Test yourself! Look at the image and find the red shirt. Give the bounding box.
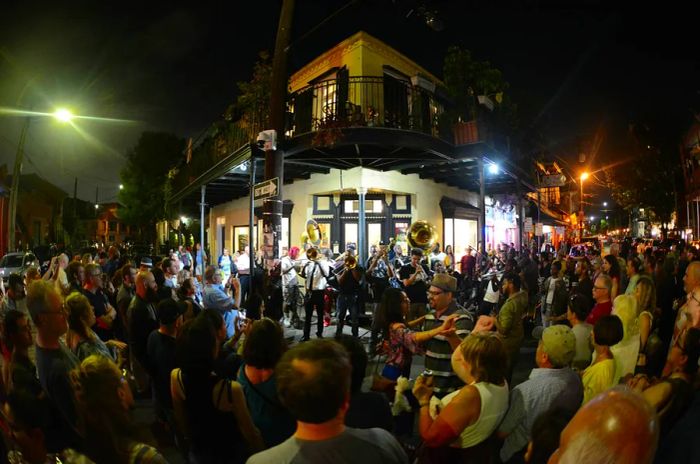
[586,300,613,325]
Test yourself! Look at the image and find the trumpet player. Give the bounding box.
[280,246,301,328]
[366,241,394,317]
[399,248,433,320]
[335,245,364,338]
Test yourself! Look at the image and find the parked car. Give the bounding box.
[0,252,39,285]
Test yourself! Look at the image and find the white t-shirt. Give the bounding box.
[545,278,560,305]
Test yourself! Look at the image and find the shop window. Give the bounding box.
[343,199,383,213]
[313,195,333,214]
[393,195,410,213]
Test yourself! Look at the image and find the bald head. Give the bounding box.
[684,261,700,294]
[549,387,658,464]
[135,271,156,299]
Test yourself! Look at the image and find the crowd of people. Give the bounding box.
[0,236,698,463]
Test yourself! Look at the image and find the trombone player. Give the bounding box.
[334,244,364,337]
[300,246,332,341]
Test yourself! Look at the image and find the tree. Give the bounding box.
[118,132,184,243]
[604,123,680,238]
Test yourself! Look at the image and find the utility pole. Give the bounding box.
[8,117,31,252]
[263,0,294,270]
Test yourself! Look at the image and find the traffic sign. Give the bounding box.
[254,178,279,200]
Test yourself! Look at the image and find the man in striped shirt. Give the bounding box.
[422,273,474,398]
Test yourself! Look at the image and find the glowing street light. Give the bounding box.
[488,164,499,175]
[603,201,608,207]
[119,184,124,190]
[94,204,99,209]
[580,172,589,182]
[53,108,74,123]
[579,172,589,242]
[590,216,595,221]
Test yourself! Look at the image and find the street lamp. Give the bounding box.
[7,108,78,252]
[579,172,589,242]
[603,201,608,207]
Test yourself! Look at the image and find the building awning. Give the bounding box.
[440,196,480,219]
[527,201,569,226]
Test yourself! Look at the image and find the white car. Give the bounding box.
[0,252,39,285]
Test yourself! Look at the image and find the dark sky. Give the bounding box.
[1,0,698,202]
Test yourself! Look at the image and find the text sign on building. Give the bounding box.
[541,174,567,188]
[253,178,279,201]
[524,217,533,232]
[535,222,543,236]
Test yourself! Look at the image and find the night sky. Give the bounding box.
[1,0,698,203]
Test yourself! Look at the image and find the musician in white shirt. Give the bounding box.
[281,246,301,327]
[300,250,331,341]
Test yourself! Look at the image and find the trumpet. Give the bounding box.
[344,254,357,269]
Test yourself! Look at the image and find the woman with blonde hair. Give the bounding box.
[412,332,509,461]
[72,355,167,463]
[610,294,640,382]
[634,275,662,375]
[65,292,126,362]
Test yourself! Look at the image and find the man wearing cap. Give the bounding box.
[497,325,583,462]
[147,298,184,423]
[422,273,474,398]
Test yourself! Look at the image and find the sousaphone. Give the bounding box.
[407,220,438,251]
[306,219,322,246]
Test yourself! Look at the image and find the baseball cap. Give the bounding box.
[140,257,153,268]
[156,298,186,325]
[533,325,576,367]
[430,273,457,293]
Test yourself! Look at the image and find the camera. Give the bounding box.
[256,130,277,150]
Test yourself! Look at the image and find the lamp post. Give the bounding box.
[7,108,74,252]
[579,172,589,242]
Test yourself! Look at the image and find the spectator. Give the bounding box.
[200,308,245,380]
[194,242,208,278]
[625,256,643,295]
[238,318,296,447]
[567,294,593,371]
[336,335,393,432]
[177,276,203,321]
[71,355,167,463]
[421,273,473,398]
[4,390,90,463]
[412,332,508,461]
[540,261,568,327]
[26,280,81,450]
[610,294,640,382]
[65,292,125,362]
[523,408,573,464]
[586,274,613,325]
[1,273,27,319]
[3,309,41,395]
[116,264,137,334]
[602,255,621,299]
[127,271,159,394]
[147,298,184,426]
[202,265,241,338]
[581,315,624,404]
[247,339,407,464]
[480,272,501,317]
[171,316,263,463]
[548,387,659,464]
[82,263,118,342]
[665,261,700,376]
[627,327,700,435]
[571,259,593,310]
[375,288,455,380]
[498,325,583,462]
[64,261,85,296]
[24,266,42,284]
[477,272,527,381]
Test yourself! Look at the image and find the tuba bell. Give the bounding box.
[306,246,319,261]
[306,219,322,246]
[407,220,438,251]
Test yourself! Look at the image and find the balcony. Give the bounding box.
[288,76,448,141]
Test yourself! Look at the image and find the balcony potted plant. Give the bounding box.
[440,46,508,145]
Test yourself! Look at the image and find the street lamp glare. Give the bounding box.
[94,204,99,209]
[590,216,594,221]
[580,172,589,181]
[119,184,124,190]
[488,164,499,175]
[54,108,74,122]
[603,201,607,207]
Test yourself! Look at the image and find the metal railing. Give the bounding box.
[288,76,448,140]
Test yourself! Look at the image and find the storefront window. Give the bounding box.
[343,199,383,213]
[444,218,477,265]
[344,223,358,250]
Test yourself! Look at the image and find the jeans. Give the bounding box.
[304,290,325,338]
[336,293,359,337]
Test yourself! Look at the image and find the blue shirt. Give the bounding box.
[498,367,583,461]
[202,284,235,312]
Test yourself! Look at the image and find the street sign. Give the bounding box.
[535,222,543,236]
[524,217,533,232]
[541,174,567,187]
[253,177,279,201]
